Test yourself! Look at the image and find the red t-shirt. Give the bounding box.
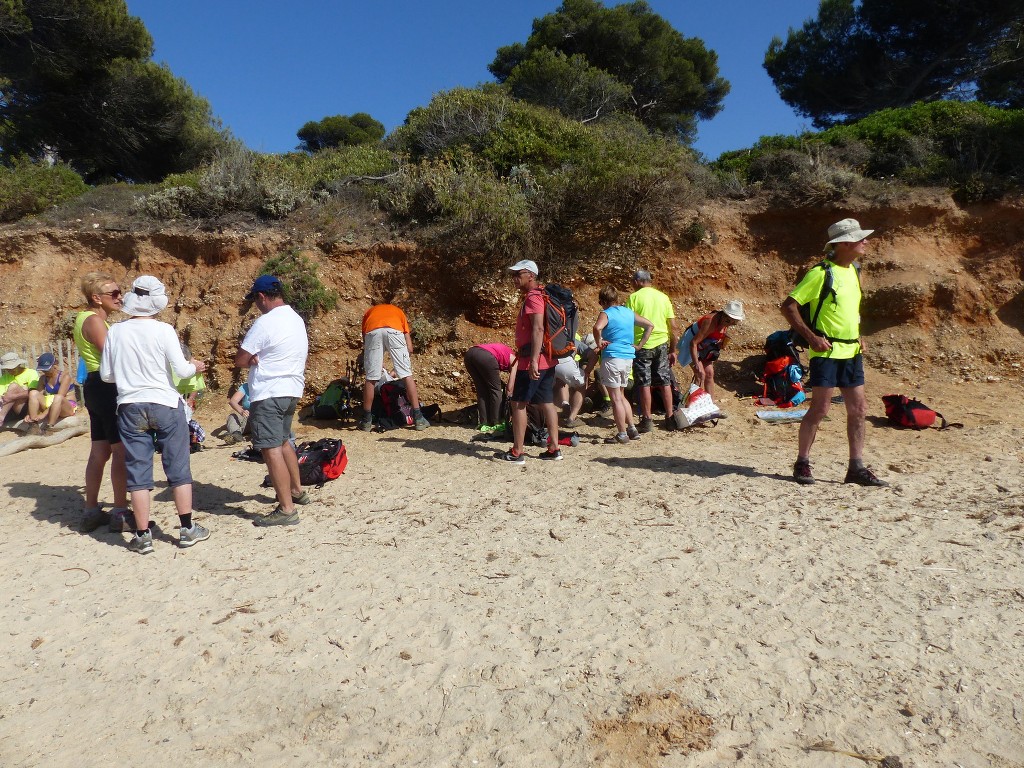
[514,289,554,369]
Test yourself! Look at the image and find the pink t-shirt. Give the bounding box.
[478,343,514,372]
[514,289,554,369]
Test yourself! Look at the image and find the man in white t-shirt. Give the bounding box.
[234,275,309,526]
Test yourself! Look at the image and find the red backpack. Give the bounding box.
[296,438,348,486]
[881,395,962,430]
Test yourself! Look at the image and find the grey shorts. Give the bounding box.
[117,401,192,492]
[250,396,298,450]
[633,344,672,387]
[364,328,412,380]
[554,356,585,388]
[600,357,633,389]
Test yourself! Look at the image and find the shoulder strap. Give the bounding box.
[933,411,964,430]
[807,262,831,333]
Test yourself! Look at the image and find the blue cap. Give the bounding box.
[36,352,56,371]
[244,274,282,301]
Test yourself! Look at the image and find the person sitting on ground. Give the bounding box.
[24,352,77,434]
[0,352,40,426]
[593,285,653,445]
[463,343,519,434]
[554,335,589,429]
[100,275,211,554]
[174,342,207,452]
[677,300,745,402]
[359,298,430,432]
[224,380,251,443]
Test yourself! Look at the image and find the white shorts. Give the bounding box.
[363,328,412,380]
[599,357,632,389]
[554,356,585,388]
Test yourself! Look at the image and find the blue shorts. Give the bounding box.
[117,402,191,491]
[511,367,556,405]
[809,355,864,389]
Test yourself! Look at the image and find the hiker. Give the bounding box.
[463,343,518,434]
[677,300,745,402]
[175,343,207,452]
[234,274,310,526]
[359,299,429,431]
[496,259,562,464]
[0,352,39,425]
[594,285,653,444]
[553,342,588,429]
[24,352,77,434]
[224,380,251,443]
[781,218,887,487]
[100,276,211,553]
[625,269,679,431]
[73,272,131,533]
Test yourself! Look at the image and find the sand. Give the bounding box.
[1,379,1023,768]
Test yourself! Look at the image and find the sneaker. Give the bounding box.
[626,425,641,440]
[598,402,613,417]
[358,416,374,432]
[224,431,243,444]
[495,449,526,464]
[292,490,311,505]
[538,448,564,461]
[179,522,211,548]
[637,417,653,434]
[128,530,154,555]
[478,424,493,433]
[564,416,583,428]
[414,415,431,431]
[793,459,815,485]
[490,423,507,436]
[80,506,109,533]
[253,507,300,527]
[604,433,630,445]
[844,466,889,487]
[108,507,134,533]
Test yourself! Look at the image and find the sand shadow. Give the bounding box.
[590,455,782,480]
[377,434,508,459]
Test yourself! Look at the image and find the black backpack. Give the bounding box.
[312,377,354,420]
[792,261,861,348]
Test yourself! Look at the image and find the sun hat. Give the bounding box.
[722,300,745,322]
[0,351,28,370]
[508,260,539,276]
[824,218,874,251]
[36,352,56,372]
[122,275,169,317]
[633,269,652,282]
[244,274,283,301]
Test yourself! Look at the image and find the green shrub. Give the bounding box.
[0,157,88,222]
[258,249,337,320]
[408,312,455,348]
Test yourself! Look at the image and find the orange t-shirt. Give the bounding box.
[362,304,410,335]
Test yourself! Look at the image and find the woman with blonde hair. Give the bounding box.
[74,271,130,533]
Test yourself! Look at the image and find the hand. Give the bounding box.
[529,360,540,380]
[809,335,832,353]
[249,354,259,367]
[858,337,867,353]
[242,409,249,417]
[598,339,609,350]
[668,351,678,366]
[192,359,207,373]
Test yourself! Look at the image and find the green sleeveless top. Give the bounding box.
[74,310,106,372]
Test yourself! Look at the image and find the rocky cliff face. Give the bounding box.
[1,193,1021,403]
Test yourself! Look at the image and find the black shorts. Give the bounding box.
[633,344,672,387]
[83,373,121,444]
[808,355,865,389]
[510,367,556,405]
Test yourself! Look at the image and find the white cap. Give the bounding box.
[508,260,539,276]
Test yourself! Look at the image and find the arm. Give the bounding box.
[781,297,831,353]
[690,317,714,385]
[633,313,654,350]
[404,332,414,357]
[228,388,248,417]
[99,334,115,383]
[593,312,609,352]
[667,316,679,365]
[505,357,519,396]
[81,314,108,352]
[529,311,544,379]
[234,348,257,368]
[166,330,201,379]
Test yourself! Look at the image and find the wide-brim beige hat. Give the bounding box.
[0,351,28,370]
[122,275,169,317]
[824,218,874,251]
[722,300,745,322]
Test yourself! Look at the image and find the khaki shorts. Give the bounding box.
[363,328,412,380]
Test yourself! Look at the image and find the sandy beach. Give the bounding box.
[1,374,1023,768]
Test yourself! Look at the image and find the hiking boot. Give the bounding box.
[637,417,653,434]
[179,523,211,548]
[224,431,243,444]
[793,459,815,485]
[626,425,641,441]
[495,449,525,465]
[80,506,109,533]
[414,415,431,431]
[108,507,135,533]
[598,402,613,417]
[358,415,374,432]
[292,490,311,505]
[604,433,630,445]
[844,466,889,487]
[539,448,564,461]
[253,507,300,527]
[128,530,154,555]
[564,416,583,428]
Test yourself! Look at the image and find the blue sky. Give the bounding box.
[123,0,821,161]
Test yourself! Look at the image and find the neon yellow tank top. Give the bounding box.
[74,310,106,372]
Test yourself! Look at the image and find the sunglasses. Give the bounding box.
[100,289,122,299]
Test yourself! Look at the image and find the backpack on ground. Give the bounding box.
[313,377,353,420]
[540,284,579,359]
[762,330,806,407]
[881,395,963,430]
[791,261,861,349]
[296,438,348,486]
[376,380,414,428]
